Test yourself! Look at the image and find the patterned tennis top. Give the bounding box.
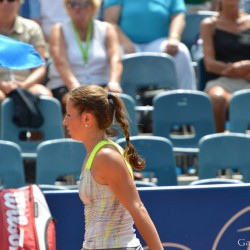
[78,140,141,249]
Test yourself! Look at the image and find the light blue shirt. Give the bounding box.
[104,0,186,43]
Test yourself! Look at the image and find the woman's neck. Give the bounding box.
[220,6,241,21]
[73,19,92,40]
[84,132,108,154]
[218,10,250,30]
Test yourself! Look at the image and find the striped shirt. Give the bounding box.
[78,140,141,249]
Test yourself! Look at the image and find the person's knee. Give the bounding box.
[207,86,229,107]
[41,87,53,97]
[29,84,53,97]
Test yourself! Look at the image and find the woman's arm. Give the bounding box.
[103,5,135,54]
[165,13,185,56]
[169,12,185,41]
[0,46,46,92]
[201,17,229,74]
[93,148,163,250]
[49,24,80,90]
[222,60,250,79]
[201,17,250,79]
[105,23,123,92]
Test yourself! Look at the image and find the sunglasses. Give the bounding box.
[66,1,90,9]
[0,0,16,2]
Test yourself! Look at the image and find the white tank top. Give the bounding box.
[78,140,141,249]
[47,19,110,90]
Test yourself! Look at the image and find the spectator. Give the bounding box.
[47,0,122,111]
[20,0,104,42]
[0,0,52,102]
[103,0,196,90]
[201,0,250,132]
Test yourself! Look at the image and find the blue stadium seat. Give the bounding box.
[152,90,215,154]
[190,178,243,185]
[36,138,86,187]
[0,140,25,188]
[0,96,65,159]
[116,135,178,186]
[229,89,250,133]
[198,133,250,182]
[111,93,139,139]
[182,11,217,51]
[121,52,178,105]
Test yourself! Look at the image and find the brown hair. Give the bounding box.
[68,85,145,170]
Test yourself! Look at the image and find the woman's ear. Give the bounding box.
[81,112,94,128]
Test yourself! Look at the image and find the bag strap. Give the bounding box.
[85,140,134,179]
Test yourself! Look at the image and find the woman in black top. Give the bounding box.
[201,0,250,132]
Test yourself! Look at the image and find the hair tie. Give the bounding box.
[126,137,130,143]
[107,92,113,100]
[107,92,114,104]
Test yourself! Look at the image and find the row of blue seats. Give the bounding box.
[0,131,249,189]
[2,88,250,161]
[1,88,250,151]
[119,89,250,152]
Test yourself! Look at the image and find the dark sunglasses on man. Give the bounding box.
[66,1,90,9]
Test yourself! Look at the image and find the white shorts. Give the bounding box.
[205,76,250,93]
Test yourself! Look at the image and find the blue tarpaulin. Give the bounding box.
[0,34,44,70]
[45,185,250,250]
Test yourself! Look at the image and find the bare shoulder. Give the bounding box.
[49,23,64,48]
[105,21,117,34]
[201,15,217,28]
[104,21,120,48]
[201,16,217,36]
[92,144,130,178]
[50,23,62,34]
[95,145,124,167]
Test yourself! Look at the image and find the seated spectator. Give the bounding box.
[0,0,52,102]
[20,0,104,42]
[201,0,250,132]
[47,0,122,111]
[103,0,196,90]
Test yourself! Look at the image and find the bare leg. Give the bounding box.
[206,86,231,133]
[28,84,53,97]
